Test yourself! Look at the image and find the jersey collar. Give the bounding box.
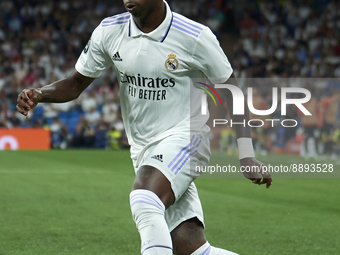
[129,0,173,43]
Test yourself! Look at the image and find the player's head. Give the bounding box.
[123,0,163,18]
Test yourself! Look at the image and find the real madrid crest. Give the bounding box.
[165,53,179,71]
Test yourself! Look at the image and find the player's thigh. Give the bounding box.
[167,181,207,254]
[132,133,210,202]
[150,134,210,200]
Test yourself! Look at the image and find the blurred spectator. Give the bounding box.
[43,103,59,119]
[331,124,340,159]
[50,117,68,149]
[320,89,340,155]
[113,112,124,132]
[107,126,122,149]
[72,116,95,147]
[219,126,237,155]
[81,90,98,113]
[55,101,75,112]
[7,111,21,127]
[84,106,101,128]
[299,91,321,158]
[0,104,11,121]
[102,97,119,125]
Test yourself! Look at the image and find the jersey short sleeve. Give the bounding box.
[192,28,233,84]
[75,25,112,78]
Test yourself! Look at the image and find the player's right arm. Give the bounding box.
[16,70,94,118]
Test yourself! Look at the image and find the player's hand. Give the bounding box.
[240,157,272,189]
[16,88,42,119]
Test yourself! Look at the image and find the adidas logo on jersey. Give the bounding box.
[112,52,123,61]
[151,154,163,163]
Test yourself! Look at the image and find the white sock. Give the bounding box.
[143,247,171,255]
[130,190,172,255]
[191,241,239,255]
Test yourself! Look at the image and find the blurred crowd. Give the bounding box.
[0,0,340,156]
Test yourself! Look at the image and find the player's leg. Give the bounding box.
[129,134,202,254]
[131,167,225,255]
[129,134,238,255]
[168,184,239,255]
[130,165,175,255]
[171,217,206,254]
[131,166,236,255]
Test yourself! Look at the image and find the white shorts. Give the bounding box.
[133,133,211,232]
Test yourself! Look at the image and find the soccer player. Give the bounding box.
[16,1,272,254]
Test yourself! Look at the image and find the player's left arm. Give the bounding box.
[191,27,272,188]
[220,74,272,188]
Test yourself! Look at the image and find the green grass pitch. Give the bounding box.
[0,150,339,255]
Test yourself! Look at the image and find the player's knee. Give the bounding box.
[132,166,175,208]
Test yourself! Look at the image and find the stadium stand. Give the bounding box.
[1,0,340,155]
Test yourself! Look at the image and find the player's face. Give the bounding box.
[123,0,160,17]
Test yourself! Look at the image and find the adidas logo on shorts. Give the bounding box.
[112,52,123,61]
[151,154,163,163]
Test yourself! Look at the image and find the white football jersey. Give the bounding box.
[75,1,233,162]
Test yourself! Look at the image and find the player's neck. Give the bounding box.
[133,1,166,33]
